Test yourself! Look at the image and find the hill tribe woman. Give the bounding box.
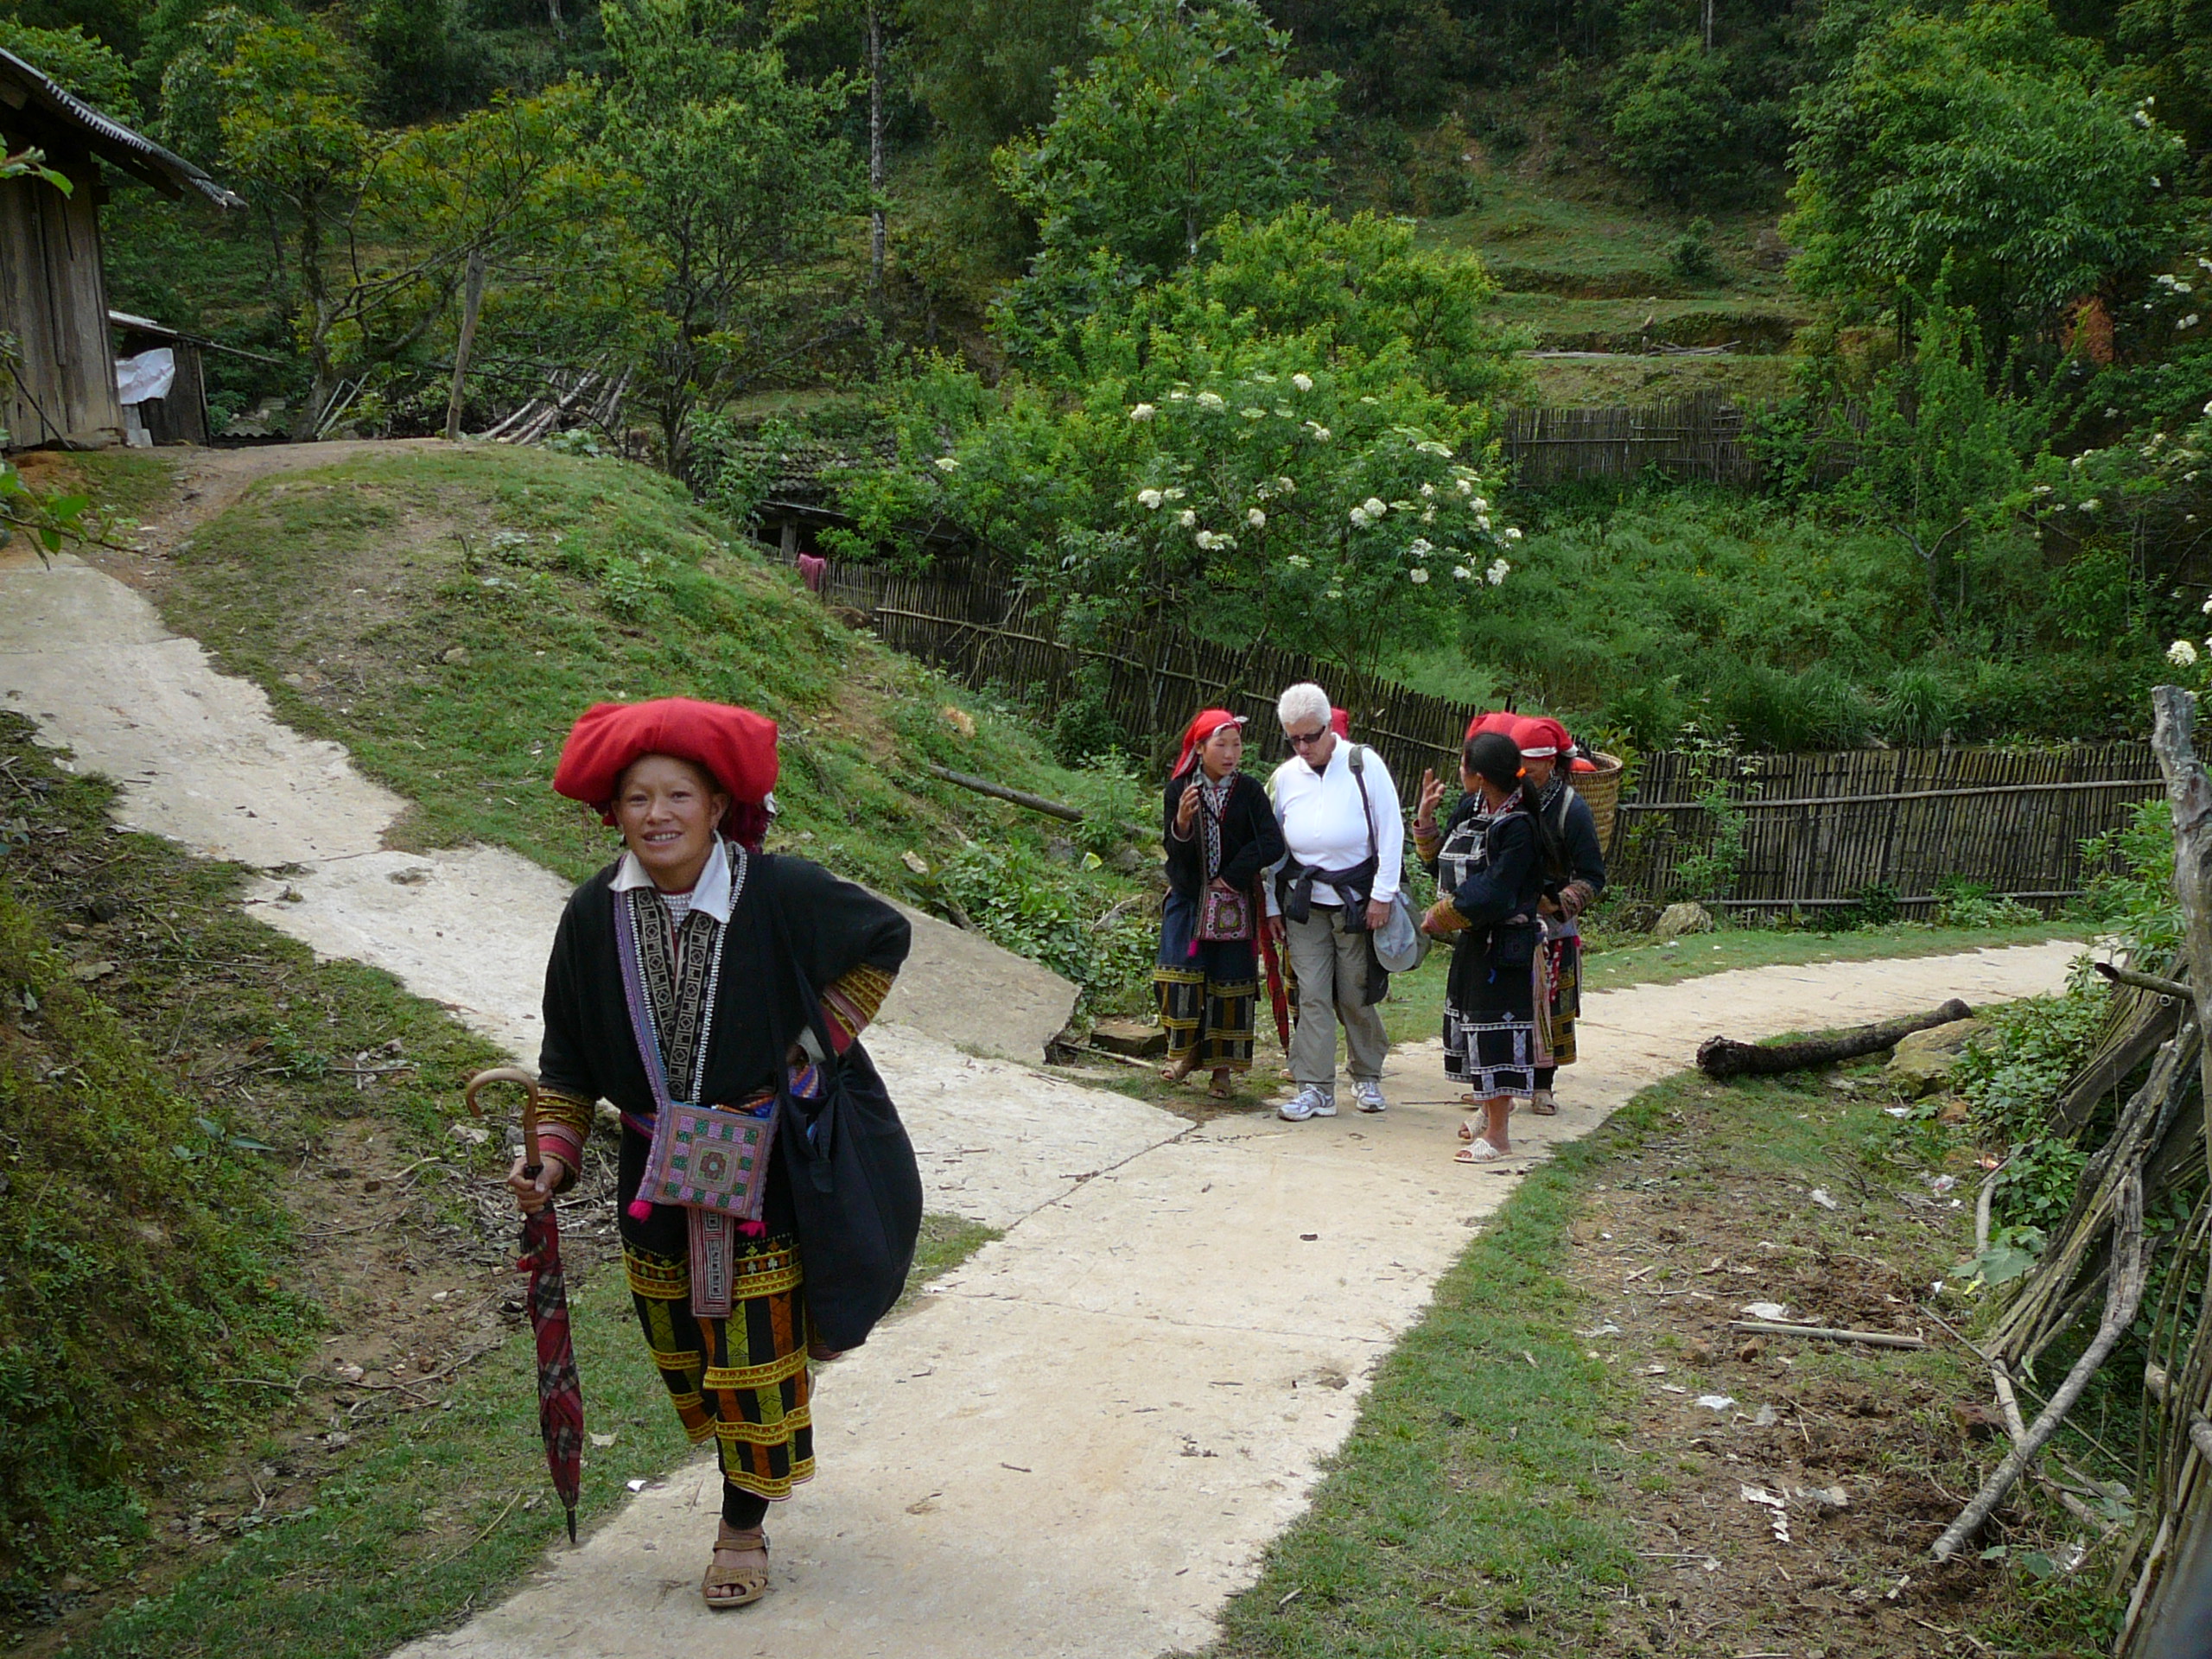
[1158,709,1286,1100]
[508,697,913,1611]
[1417,729,1544,1163]
[1512,715,1608,1115]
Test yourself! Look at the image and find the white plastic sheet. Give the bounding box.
[114,346,176,406]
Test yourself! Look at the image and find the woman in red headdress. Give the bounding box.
[512,698,912,1611]
[1510,715,1607,1116]
[1157,709,1285,1098]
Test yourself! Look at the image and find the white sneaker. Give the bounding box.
[1353,1079,1387,1114]
[1279,1084,1335,1122]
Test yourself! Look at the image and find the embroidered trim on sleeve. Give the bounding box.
[817,962,896,1052]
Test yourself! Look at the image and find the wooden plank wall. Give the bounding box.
[776,545,2161,915]
[0,162,120,448]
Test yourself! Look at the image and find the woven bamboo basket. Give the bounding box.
[1570,752,1625,850]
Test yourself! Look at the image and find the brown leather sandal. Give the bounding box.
[704,1522,769,1610]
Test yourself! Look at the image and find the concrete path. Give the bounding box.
[0,499,2079,1658]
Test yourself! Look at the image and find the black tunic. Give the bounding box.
[1427,798,1542,1012]
[1160,770,1285,898]
[1535,781,1609,900]
[537,851,911,1251]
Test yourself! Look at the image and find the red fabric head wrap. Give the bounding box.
[1513,715,1573,760]
[1464,709,1519,742]
[1172,709,1247,779]
[552,699,779,840]
[1329,707,1351,739]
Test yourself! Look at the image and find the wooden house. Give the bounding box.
[0,48,238,449]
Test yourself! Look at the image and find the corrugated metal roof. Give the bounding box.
[0,48,242,207]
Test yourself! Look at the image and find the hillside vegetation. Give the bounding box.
[103,442,1165,1005]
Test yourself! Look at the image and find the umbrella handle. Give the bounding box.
[466,1065,543,1173]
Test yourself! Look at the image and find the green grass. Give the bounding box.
[1517,352,1802,410]
[0,713,509,1611]
[1197,1061,2125,1656]
[1484,290,1806,354]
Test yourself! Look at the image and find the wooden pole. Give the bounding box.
[444,249,487,442]
[925,764,1084,823]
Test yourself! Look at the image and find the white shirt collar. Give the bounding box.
[611,836,736,923]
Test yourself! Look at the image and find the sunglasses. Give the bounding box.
[1285,727,1330,749]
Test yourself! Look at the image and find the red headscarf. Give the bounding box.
[1172,709,1247,779]
[553,698,779,849]
[1512,715,1573,760]
[1464,709,1519,742]
[1329,707,1351,739]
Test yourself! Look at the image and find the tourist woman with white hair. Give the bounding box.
[1264,682,1403,1120]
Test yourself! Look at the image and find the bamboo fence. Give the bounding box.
[775,546,2161,913]
[1498,392,1761,488]
[1611,744,2164,914]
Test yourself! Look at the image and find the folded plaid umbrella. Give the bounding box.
[468,1067,584,1543]
[1255,881,1292,1051]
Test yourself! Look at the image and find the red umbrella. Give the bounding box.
[467,1066,584,1543]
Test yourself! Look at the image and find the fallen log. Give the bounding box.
[1696,999,1973,1078]
[926,764,1084,823]
[1728,1320,1926,1351]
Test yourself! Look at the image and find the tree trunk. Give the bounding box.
[868,2,886,298]
[2151,683,2212,1162]
[444,249,488,442]
[1696,1000,1974,1079]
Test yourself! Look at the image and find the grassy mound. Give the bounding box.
[0,866,304,1602]
[121,442,1160,1009]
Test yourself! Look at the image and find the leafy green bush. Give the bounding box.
[1668,216,1719,285]
[936,842,1157,1010]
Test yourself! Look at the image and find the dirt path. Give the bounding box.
[2,446,2081,1657]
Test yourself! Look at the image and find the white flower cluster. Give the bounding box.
[2172,639,2202,666]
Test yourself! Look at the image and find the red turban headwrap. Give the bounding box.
[552,698,779,845]
[1512,715,1573,759]
[1172,708,1246,779]
[1329,707,1351,738]
[1464,709,1519,742]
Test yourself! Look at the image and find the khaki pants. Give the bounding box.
[1284,904,1387,1089]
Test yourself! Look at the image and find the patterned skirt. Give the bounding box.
[1443,958,1540,1097]
[1154,887,1258,1071]
[624,1234,814,1501]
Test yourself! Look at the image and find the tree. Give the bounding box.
[1605,37,1748,206]
[0,19,139,118]
[1003,204,1525,401]
[898,0,1090,292]
[841,353,1517,691]
[992,0,1337,276]
[1832,295,2040,639]
[597,0,863,468]
[1788,0,2184,349]
[162,14,594,435]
